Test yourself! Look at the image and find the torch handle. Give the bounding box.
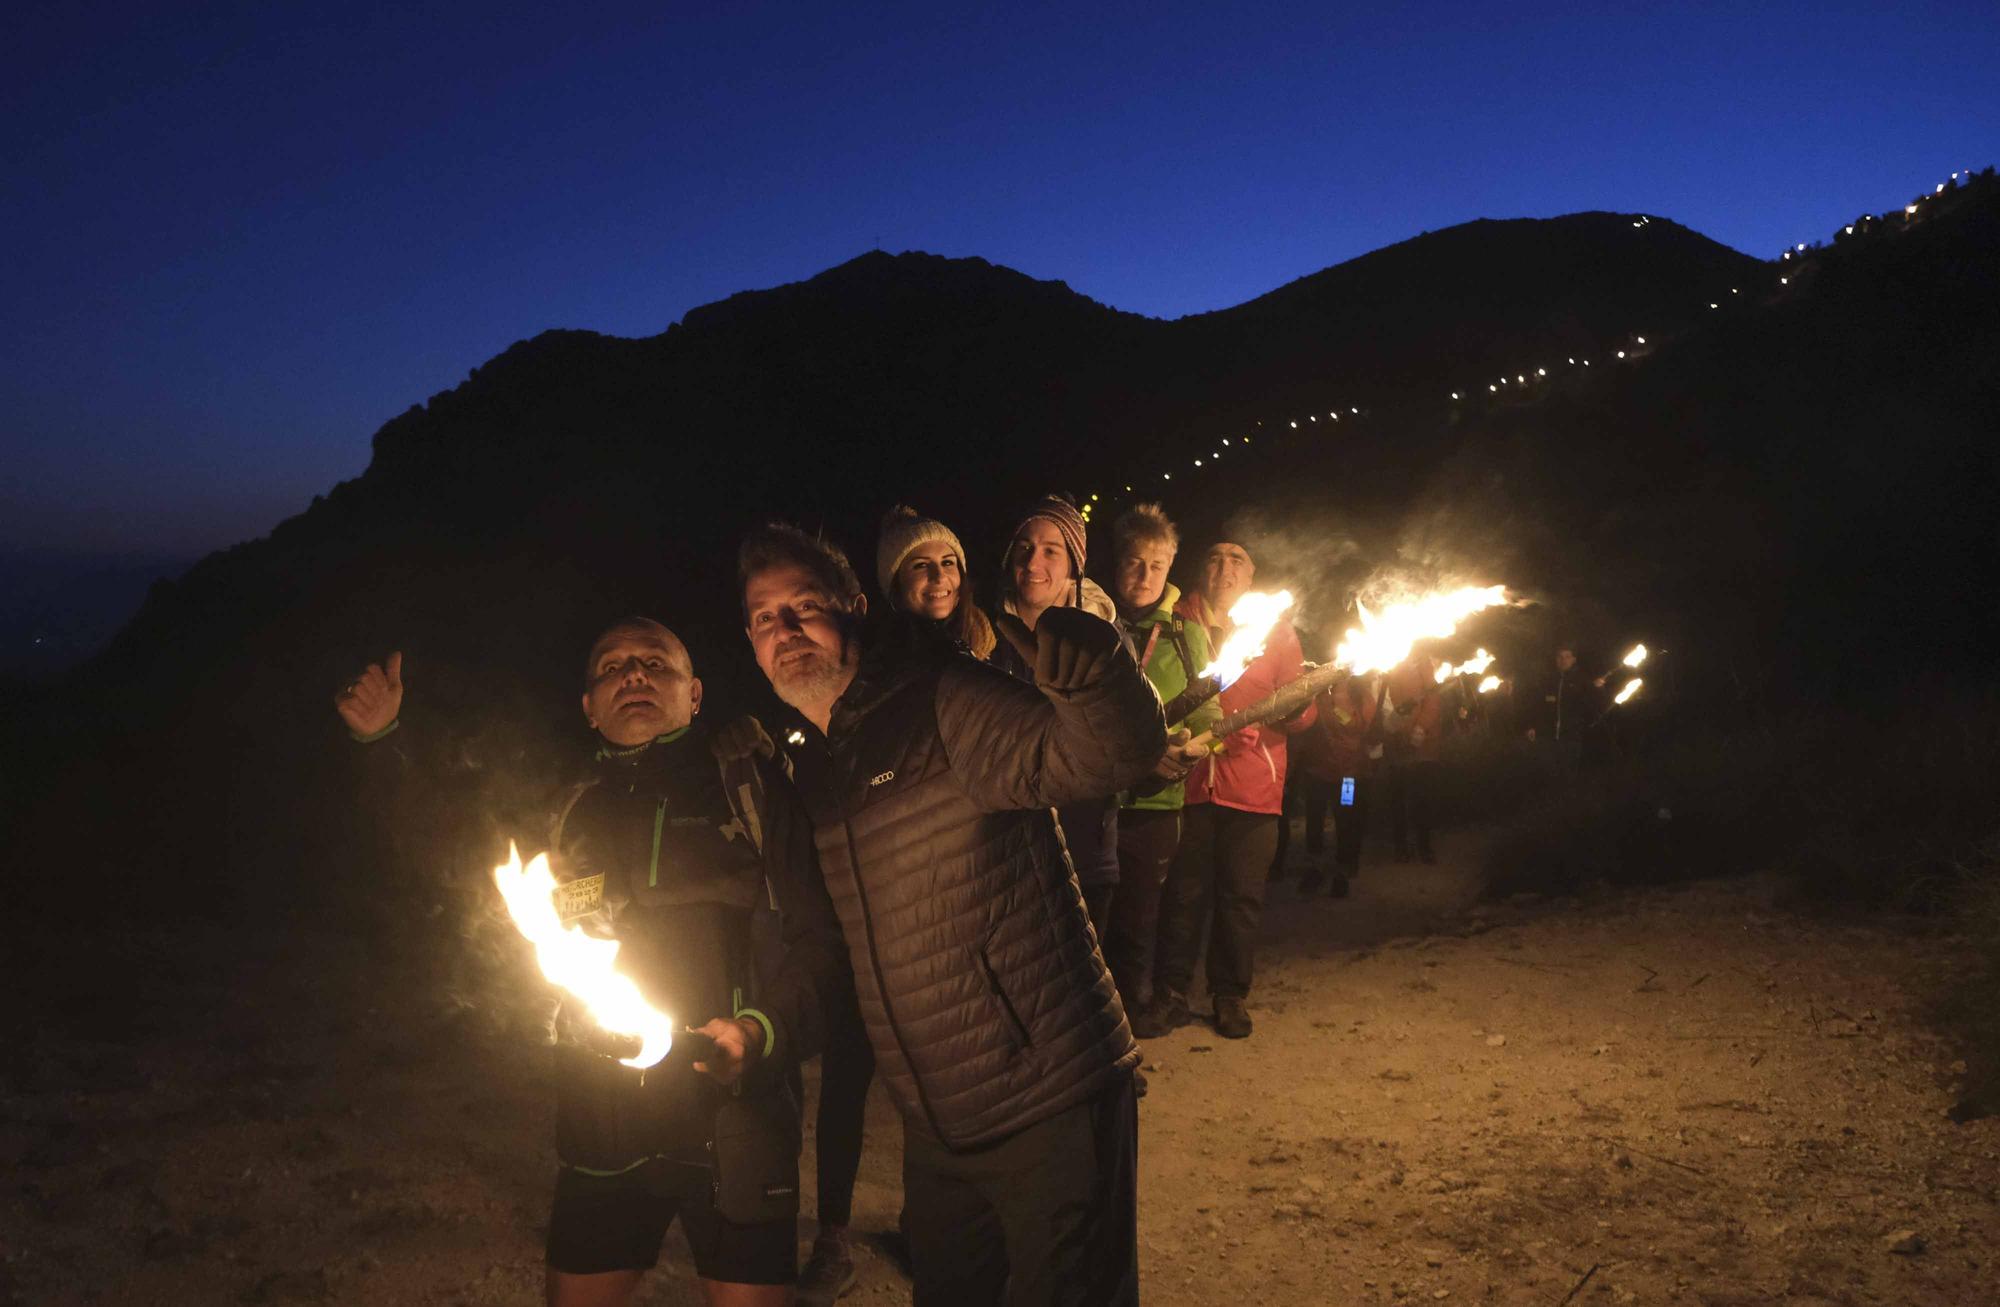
[677,1028,720,1064]
[1160,675,1222,728]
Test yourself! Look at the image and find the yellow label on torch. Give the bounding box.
[553,873,605,922]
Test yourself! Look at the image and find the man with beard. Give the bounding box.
[336,620,846,1307]
[736,522,1161,1307]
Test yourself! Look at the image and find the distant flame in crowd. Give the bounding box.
[1477,675,1501,694]
[1623,644,1649,669]
[1199,590,1295,687]
[1435,647,1497,681]
[1614,678,1644,706]
[493,842,675,1069]
[1334,587,1510,676]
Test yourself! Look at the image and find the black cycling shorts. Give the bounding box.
[545,1159,796,1284]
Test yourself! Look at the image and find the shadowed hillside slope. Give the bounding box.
[7,175,1995,922]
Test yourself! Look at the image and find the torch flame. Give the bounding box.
[1436,647,1497,681]
[1614,678,1643,705]
[1622,644,1649,669]
[492,841,675,1069]
[1334,587,1510,676]
[1197,590,1295,687]
[1477,675,1501,694]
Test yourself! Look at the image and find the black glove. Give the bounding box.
[993,606,1123,691]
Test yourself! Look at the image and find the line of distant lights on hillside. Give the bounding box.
[1076,165,1985,521]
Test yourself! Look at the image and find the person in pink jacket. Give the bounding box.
[1133,539,1317,1040]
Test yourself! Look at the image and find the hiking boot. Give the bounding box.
[1326,871,1350,898]
[797,1232,858,1306]
[1131,990,1190,1039]
[1214,995,1253,1039]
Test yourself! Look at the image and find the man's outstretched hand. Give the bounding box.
[993,607,1123,691]
[335,651,403,738]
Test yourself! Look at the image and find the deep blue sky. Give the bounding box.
[6,1,1996,558]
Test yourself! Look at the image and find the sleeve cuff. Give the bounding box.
[349,718,401,744]
[734,1006,776,1060]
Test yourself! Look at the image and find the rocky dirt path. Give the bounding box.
[4,831,1996,1305]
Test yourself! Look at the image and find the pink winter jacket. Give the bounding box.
[1178,593,1318,815]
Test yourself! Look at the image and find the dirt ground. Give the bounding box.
[5,829,1997,1305]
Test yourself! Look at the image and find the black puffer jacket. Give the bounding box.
[788,619,1162,1150]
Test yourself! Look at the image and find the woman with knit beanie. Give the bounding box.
[875,504,995,660]
[994,493,1123,930]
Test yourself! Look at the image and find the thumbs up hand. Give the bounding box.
[336,651,404,738]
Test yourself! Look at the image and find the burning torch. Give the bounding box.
[492,842,719,1073]
[1154,589,1296,733]
[1186,585,1512,752]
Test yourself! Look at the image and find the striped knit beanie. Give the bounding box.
[1004,493,1088,580]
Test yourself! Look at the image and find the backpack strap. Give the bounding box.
[1167,617,1198,683]
[714,747,776,910]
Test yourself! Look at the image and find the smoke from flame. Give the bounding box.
[492,841,675,1069]
[1198,590,1295,687]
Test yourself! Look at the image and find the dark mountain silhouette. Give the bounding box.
[8,172,1996,921]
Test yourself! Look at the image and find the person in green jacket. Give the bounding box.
[1101,502,1219,1021]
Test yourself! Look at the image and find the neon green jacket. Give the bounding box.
[1116,583,1220,812]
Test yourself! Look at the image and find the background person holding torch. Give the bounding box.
[1103,502,1219,1048]
[1139,537,1317,1042]
[335,619,848,1307]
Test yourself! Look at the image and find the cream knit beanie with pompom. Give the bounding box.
[876,505,968,602]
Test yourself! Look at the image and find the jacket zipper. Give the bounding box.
[977,945,1033,1051]
[647,797,665,888]
[841,805,948,1144]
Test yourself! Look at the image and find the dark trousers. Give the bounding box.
[815,989,873,1228]
[1273,775,1337,865]
[1387,760,1437,857]
[1081,882,1116,944]
[1157,803,1280,1002]
[902,1074,1139,1307]
[1101,808,1182,1012]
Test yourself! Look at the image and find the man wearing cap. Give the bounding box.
[1138,538,1316,1041]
